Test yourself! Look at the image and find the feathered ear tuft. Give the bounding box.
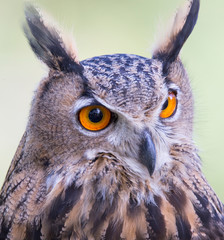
[23,4,83,74]
[152,0,200,74]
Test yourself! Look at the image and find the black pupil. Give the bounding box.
[89,108,103,123]
[161,100,168,110]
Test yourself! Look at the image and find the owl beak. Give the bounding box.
[139,129,156,176]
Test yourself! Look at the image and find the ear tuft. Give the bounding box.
[23,4,83,74]
[152,0,200,74]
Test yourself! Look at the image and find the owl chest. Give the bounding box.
[2,158,224,239]
[40,161,169,240]
[40,159,224,240]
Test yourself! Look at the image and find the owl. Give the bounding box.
[0,0,224,239]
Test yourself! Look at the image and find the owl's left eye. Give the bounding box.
[160,91,177,118]
[79,105,111,131]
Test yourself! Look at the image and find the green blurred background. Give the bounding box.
[0,0,223,201]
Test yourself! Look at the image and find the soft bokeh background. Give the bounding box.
[0,0,223,201]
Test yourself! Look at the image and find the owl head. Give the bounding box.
[3,2,224,238]
[23,0,199,178]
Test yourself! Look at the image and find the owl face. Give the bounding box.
[28,52,193,179]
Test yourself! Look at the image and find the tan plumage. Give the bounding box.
[0,0,224,239]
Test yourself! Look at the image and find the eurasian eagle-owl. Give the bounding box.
[0,0,224,239]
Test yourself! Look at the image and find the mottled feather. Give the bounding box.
[1,0,224,239]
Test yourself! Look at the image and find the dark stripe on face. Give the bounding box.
[176,215,192,240]
[145,196,166,239]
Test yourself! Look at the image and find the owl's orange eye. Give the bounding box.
[79,105,111,131]
[160,92,177,118]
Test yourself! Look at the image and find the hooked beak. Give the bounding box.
[138,129,156,176]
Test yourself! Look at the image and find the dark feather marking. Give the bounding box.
[0,178,25,205]
[16,187,33,213]
[145,196,166,239]
[176,215,192,240]
[166,187,192,239]
[0,219,11,240]
[166,186,187,214]
[193,192,210,227]
[24,5,83,74]
[89,190,119,237]
[39,80,51,100]
[126,193,148,239]
[104,220,123,240]
[211,204,221,222]
[25,220,42,240]
[47,183,83,239]
[6,150,24,179]
[0,178,26,238]
[127,192,140,216]
[48,183,82,220]
[39,157,50,168]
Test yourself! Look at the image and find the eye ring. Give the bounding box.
[79,105,111,131]
[160,92,177,119]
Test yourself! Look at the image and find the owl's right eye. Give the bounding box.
[79,105,111,131]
